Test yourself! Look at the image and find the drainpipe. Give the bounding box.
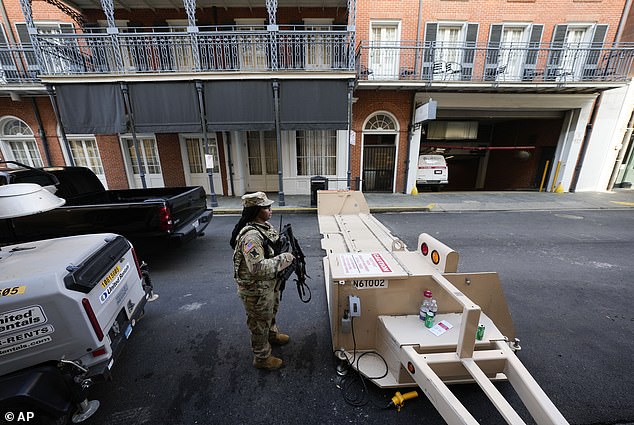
[414,0,423,73]
[615,0,633,44]
[569,94,602,192]
[403,91,417,193]
[607,110,634,190]
[224,131,235,196]
[347,79,354,189]
[120,82,147,189]
[195,80,218,207]
[272,80,285,206]
[45,85,74,166]
[30,97,52,166]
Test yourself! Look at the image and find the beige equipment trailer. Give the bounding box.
[318,190,568,425]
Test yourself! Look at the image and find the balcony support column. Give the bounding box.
[195,81,218,207]
[99,0,123,71]
[183,0,201,71]
[45,85,74,166]
[120,83,147,189]
[272,80,285,206]
[266,0,278,70]
[18,0,43,71]
[347,0,356,69]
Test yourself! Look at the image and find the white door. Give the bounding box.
[435,25,464,81]
[121,136,165,188]
[369,23,399,79]
[305,19,334,70]
[562,27,590,80]
[180,134,223,194]
[499,27,527,81]
[246,130,279,192]
[68,137,107,188]
[235,19,268,71]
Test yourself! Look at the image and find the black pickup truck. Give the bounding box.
[0,163,213,246]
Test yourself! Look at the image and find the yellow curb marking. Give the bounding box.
[610,201,634,206]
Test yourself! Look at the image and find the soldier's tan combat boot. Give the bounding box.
[269,332,290,346]
[253,355,283,370]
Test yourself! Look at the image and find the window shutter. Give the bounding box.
[461,23,478,80]
[583,24,609,78]
[522,24,543,80]
[60,23,75,34]
[546,24,567,78]
[15,23,31,45]
[0,25,8,45]
[422,23,437,79]
[484,24,503,80]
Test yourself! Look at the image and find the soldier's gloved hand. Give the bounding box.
[277,252,295,271]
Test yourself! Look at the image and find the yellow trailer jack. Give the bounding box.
[386,391,418,412]
[318,190,568,425]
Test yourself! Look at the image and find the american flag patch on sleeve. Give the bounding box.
[244,240,255,254]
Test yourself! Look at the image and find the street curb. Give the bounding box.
[212,205,435,214]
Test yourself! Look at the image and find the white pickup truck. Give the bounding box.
[416,154,448,191]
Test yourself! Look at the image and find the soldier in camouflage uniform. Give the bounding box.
[230,192,294,370]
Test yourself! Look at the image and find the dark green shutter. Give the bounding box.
[546,24,567,79]
[485,24,503,80]
[422,23,437,79]
[522,24,543,80]
[583,24,609,79]
[460,23,478,80]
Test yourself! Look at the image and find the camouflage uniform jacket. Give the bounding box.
[233,221,284,296]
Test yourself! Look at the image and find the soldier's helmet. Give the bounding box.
[241,191,274,208]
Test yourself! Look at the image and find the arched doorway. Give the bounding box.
[0,117,43,167]
[362,112,398,192]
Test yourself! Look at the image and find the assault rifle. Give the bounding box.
[276,218,311,303]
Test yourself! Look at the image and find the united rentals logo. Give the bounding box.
[0,306,47,337]
[100,263,131,304]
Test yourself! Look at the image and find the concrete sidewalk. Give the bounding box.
[210,189,634,214]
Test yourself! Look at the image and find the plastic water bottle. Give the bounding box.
[430,299,438,316]
[419,290,433,320]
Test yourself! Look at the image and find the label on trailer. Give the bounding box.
[353,279,389,289]
[428,320,454,337]
[100,263,131,304]
[0,305,47,337]
[0,285,26,298]
[339,253,393,275]
[0,325,55,348]
[0,336,52,357]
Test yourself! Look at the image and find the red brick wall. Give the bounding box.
[96,134,129,189]
[3,0,78,40]
[352,90,413,192]
[156,133,186,186]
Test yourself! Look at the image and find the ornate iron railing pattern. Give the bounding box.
[29,26,355,75]
[356,41,634,83]
[0,45,41,83]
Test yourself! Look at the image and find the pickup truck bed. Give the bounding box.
[0,165,213,246]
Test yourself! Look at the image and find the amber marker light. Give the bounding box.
[431,250,440,265]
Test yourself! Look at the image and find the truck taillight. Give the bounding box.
[158,205,173,232]
[131,247,143,280]
[82,298,104,341]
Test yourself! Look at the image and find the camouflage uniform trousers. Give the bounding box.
[239,280,282,360]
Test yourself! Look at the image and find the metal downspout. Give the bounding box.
[607,109,634,189]
[30,97,52,166]
[272,80,285,206]
[615,0,633,43]
[224,131,235,196]
[120,82,147,189]
[45,85,74,166]
[569,95,602,192]
[195,81,218,207]
[347,80,354,189]
[403,92,417,193]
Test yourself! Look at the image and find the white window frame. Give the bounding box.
[368,20,401,79]
[294,130,338,177]
[0,116,43,167]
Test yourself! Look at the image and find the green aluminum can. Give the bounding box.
[425,312,435,328]
[476,324,485,341]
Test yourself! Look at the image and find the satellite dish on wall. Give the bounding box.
[0,183,66,219]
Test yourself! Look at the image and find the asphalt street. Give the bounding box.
[83,209,634,425]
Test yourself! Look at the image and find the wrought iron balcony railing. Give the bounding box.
[0,45,41,84]
[356,41,634,84]
[30,25,354,76]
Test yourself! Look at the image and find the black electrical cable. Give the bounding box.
[335,316,390,409]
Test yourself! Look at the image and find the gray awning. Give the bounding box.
[280,80,348,130]
[55,83,126,134]
[204,81,274,131]
[129,82,201,133]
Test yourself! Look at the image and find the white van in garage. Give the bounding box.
[416,154,448,191]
